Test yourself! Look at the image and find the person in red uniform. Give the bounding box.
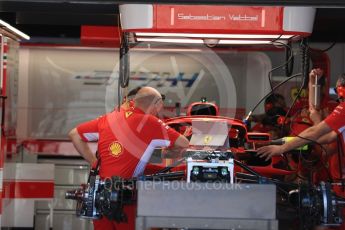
[69,86,189,230]
[251,93,288,139]
[258,73,345,229]
[257,73,345,160]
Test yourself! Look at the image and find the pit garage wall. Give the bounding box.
[0,36,4,228]
[0,36,18,227]
[0,36,21,227]
[17,46,272,140]
[0,39,55,228]
[16,43,344,141]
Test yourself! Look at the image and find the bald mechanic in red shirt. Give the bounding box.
[257,74,345,161]
[69,86,189,230]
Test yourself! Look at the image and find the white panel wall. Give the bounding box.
[17,47,272,139]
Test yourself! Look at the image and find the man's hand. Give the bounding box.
[256,145,284,161]
[309,68,323,81]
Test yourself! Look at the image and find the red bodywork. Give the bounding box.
[145,115,295,178]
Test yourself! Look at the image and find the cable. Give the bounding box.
[312,42,336,53]
[270,34,282,43]
[288,108,331,180]
[267,40,294,91]
[285,41,294,77]
[281,73,305,137]
[234,160,298,196]
[278,39,334,182]
[244,40,303,122]
[118,32,130,110]
[234,159,262,178]
[280,39,310,136]
[279,39,331,179]
[300,38,310,89]
[119,32,130,88]
[245,73,302,121]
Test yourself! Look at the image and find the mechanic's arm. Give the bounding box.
[163,135,189,158]
[309,107,323,125]
[257,121,332,160]
[173,135,189,149]
[316,131,338,145]
[69,128,97,165]
[308,107,337,144]
[316,131,339,157]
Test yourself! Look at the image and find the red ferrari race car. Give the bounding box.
[66,101,345,230]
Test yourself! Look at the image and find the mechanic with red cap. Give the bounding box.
[69,86,189,230]
[257,73,345,162]
[251,93,288,139]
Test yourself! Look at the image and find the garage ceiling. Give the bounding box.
[0,1,344,43]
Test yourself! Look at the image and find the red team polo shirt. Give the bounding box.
[324,102,345,181]
[324,102,345,153]
[324,102,345,229]
[76,107,180,179]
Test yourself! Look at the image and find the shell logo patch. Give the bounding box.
[109,141,123,157]
[125,111,133,118]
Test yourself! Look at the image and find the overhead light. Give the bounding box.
[0,19,30,40]
[137,38,203,44]
[135,32,294,40]
[219,40,278,45]
[131,47,203,52]
[136,37,283,45]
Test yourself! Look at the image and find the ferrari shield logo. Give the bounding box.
[291,88,307,100]
[204,135,213,145]
[109,141,123,157]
